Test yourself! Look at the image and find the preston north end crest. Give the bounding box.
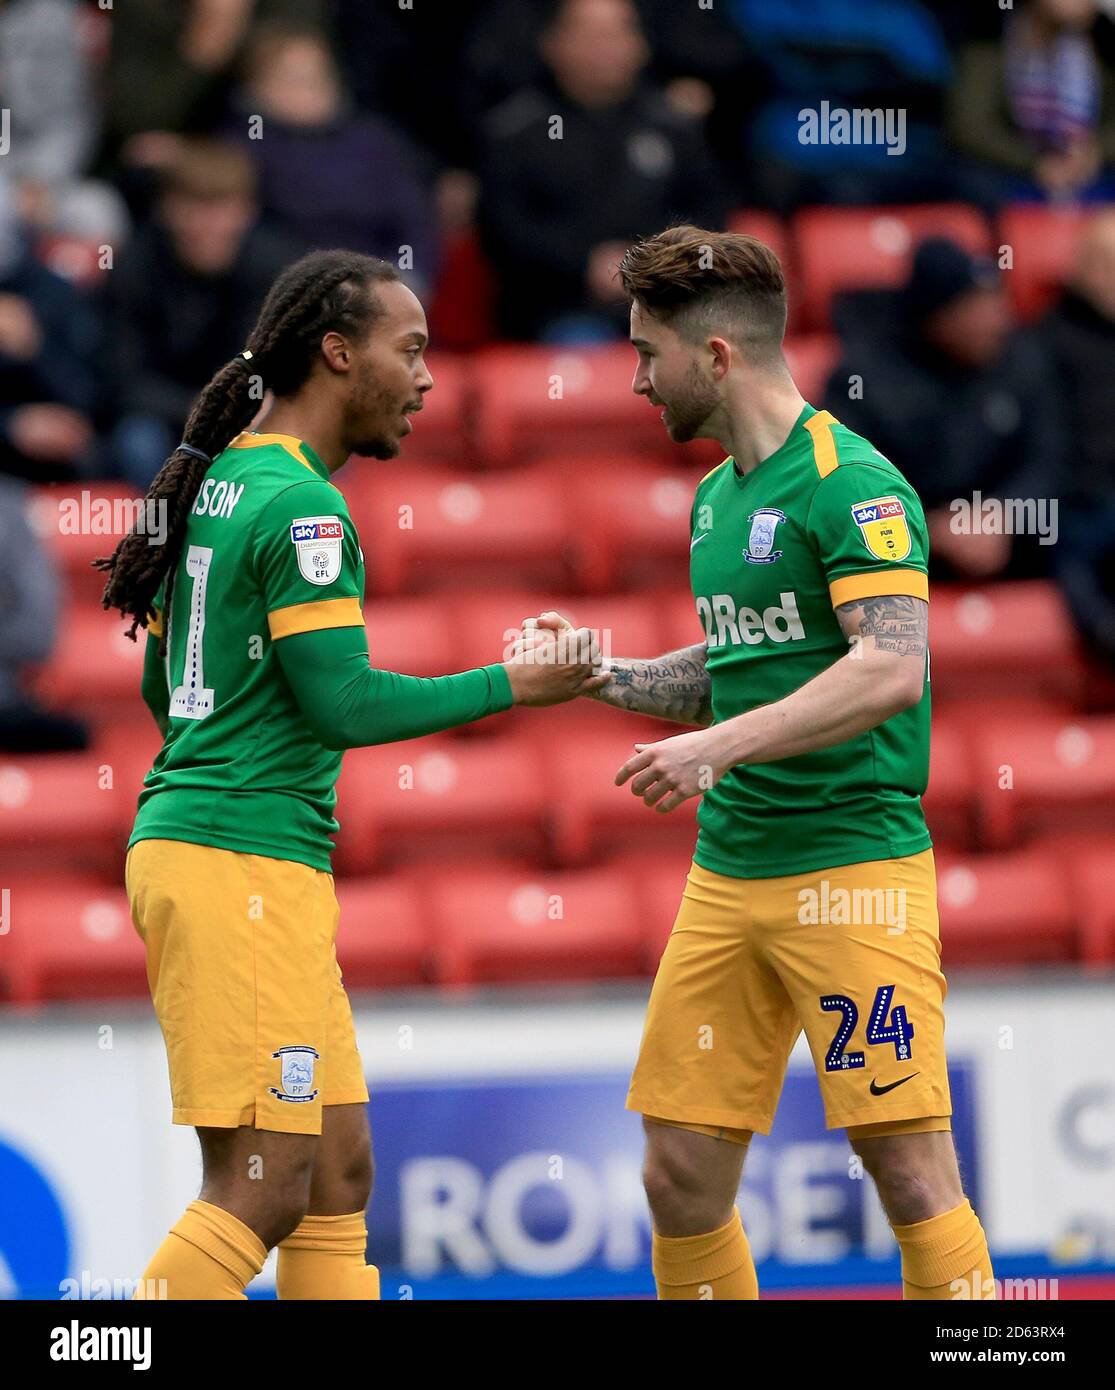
[743,508,787,564]
[269,1045,321,1103]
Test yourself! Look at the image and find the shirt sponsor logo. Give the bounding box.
[743,507,786,564]
[850,495,911,562]
[696,591,806,648]
[290,515,344,585]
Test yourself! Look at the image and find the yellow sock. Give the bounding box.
[134,1199,267,1300]
[893,1197,996,1300]
[276,1211,380,1300]
[652,1208,758,1300]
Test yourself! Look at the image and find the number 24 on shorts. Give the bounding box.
[821,985,914,1071]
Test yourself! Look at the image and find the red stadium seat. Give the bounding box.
[473,343,672,468]
[929,582,1085,703]
[568,459,696,591]
[427,227,498,351]
[934,847,1077,966]
[1,876,147,1003]
[29,481,145,606]
[973,715,1115,849]
[785,334,842,403]
[33,604,147,720]
[393,353,473,464]
[726,209,791,270]
[426,860,644,986]
[346,466,570,595]
[793,204,993,329]
[0,734,156,875]
[544,725,699,866]
[1064,840,1115,969]
[335,733,549,873]
[364,597,456,677]
[922,715,975,849]
[334,874,432,988]
[656,586,707,653]
[999,204,1094,321]
[620,849,695,967]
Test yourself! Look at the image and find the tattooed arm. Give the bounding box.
[589,643,713,726]
[614,594,928,811]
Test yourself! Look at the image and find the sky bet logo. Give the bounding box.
[290,520,343,543]
[851,498,904,526]
[696,592,806,649]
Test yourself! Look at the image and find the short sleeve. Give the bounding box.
[806,464,929,610]
[252,480,365,641]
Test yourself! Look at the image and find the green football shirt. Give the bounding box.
[690,403,932,879]
[130,431,376,870]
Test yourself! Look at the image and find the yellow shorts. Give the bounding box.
[126,838,369,1135]
[627,849,952,1136]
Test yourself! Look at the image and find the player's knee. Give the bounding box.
[642,1138,734,1234]
[861,1154,953,1226]
[332,1143,374,1213]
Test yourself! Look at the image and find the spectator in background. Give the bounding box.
[104,0,324,165]
[721,0,953,209]
[108,140,295,489]
[225,21,438,293]
[0,174,101,482]
[0,0,128,244]
[1039,211,1115,664]
[823,238,1065,581]
[477,0,728,342]
[949,0,1115,207]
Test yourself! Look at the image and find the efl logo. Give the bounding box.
[290,520,343,543]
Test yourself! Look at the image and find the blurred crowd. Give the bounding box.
[2,0,1115,750]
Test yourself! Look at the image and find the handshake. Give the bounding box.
[501,611,612,707]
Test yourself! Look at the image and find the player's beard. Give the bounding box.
[663,361,720,444]
[347,361,404,459]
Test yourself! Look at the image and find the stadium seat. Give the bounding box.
[922,715,975,849]
[935,847,1077,966]
[620,849,695,968]
[973,715,1115,849]
[726,209,791,271]
[335,733,550,873]
[793,204,993,329]
[364,597,457,677]
[656,586,707,654]
[472,343,673,468]
[29,481,145,606]
[334,874,432,988]
[929,582,1084,703]
[34,604,147,720]
[567,458,696,591]
[390,353,473,464]
[999,204,1092,321]
[543,725,699,866]
[427,227,498,351]
[346,466,571,595]
[784,334,842,403]
[2,876,146,1004]
[0,736,155,875]
[426,860,644,986]
[1063,840,1115,969]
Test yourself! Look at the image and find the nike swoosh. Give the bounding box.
[690,533,709,550]
[869,1073,919,1096]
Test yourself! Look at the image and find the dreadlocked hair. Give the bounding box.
[96,249,400,654]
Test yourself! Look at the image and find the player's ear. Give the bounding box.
[320,330,352,374]
[708,336,732,379]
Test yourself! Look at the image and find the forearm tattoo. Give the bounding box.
[589,643,713,725]
[835,594,928,658]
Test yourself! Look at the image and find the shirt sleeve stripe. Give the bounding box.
[829,570,929,608]
[268,596,365,640]
[805,409,840,478]
[147,608,164,639]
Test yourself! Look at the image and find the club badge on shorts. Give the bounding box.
[269,1045,320,1103]
[850,496,911,562]
[743,507,786,564]
[290,515,344,585]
